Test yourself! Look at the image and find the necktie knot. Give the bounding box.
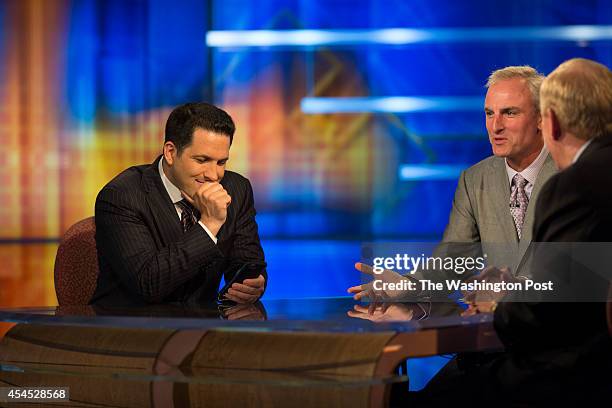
[512,173,528,189]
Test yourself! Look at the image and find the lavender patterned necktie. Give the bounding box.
[509,173,529,239]
[176,199,199,232]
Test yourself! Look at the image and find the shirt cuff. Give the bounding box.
[198,221,218,244]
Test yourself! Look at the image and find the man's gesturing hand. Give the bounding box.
[347,262,419,302]
[182,183,231,236]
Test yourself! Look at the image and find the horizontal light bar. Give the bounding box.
[399,165,466,181]
[301,96,483,114]
[206,26,612,48]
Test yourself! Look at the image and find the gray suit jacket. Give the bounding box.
[440,154,557,276]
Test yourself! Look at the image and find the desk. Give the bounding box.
[0,298,502,407]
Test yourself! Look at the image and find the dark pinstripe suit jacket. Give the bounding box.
[90,155,266,306]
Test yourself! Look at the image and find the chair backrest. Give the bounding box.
[54,217,99,305]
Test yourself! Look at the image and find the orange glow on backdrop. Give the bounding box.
[0,1,375,307]
[0,1,169,306]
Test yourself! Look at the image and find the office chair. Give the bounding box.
[54,217,99,305]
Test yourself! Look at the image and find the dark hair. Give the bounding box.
[164,102,235,153]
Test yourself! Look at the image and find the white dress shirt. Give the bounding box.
[505,145,549,199]
[158,158,218,244]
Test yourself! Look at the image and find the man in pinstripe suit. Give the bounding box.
[91,102,266,306]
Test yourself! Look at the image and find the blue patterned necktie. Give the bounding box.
[509,173,529,239]
[176,199,200,232]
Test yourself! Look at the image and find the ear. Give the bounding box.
[163,141,177,165]
[549,109,562,141]
[536,114,542,133]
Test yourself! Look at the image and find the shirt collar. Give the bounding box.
[505,145,549,186]
[158,157,182,204]
[572,139,593,164]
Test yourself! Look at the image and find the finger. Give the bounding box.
[203,186,227,201]
[224,304,247,316]
[208,188,230,201]
[347,285,363,294]
[354,262,375,276]
[229,311,262,321]
[353,304,370,313]
[202,181,222,190]
[226,312,248,320]
[370,303,386,315]
[193,182,221,195]
[231,282,262,296]
[227,288,257,303]
[353,288,372,301]
[353,290,366,300]
[347,310,370,320]
[208,192,231,209]
[227,307,257,320]
[224,292,248,304]
[227,287,256,300]
[350,305,382,316]
[204,188,231,206]
[368,302,377,315]
[242,275,265,288]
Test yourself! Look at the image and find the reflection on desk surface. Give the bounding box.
[0,297,479,332]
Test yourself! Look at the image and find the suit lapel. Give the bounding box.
[142,156,184,244]
[515,154,557,273]
[489,158,519,245]
[521,154,556,244]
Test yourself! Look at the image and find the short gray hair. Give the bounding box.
[486,66,545,112]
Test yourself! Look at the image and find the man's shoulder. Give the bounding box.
[539,147,608,205]
[97,163,152,199]
[568,138,612,183]
[535,144,611,238]
[548,143,612,201]
[462,155,502,180]
[222,170,252,190]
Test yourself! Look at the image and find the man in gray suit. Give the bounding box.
[349,65,557,300]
